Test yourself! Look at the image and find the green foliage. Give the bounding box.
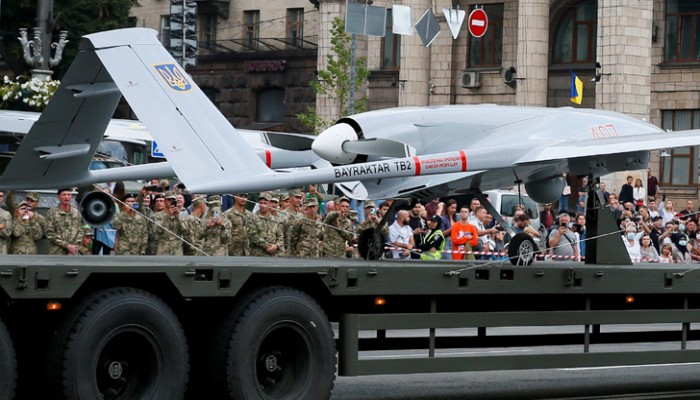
[0,0,140,78]
[0,75,60,111]
[298,17,370,133]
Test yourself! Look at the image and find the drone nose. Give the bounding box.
[311,122,359,164]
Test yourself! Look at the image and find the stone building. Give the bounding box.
[131,0,700,204]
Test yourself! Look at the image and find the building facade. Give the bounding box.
[131,0,700,203]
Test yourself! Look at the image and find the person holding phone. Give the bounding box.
[153,193,185,255]
[548,213,579,261]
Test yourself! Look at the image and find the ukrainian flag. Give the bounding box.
[570,71,583,105]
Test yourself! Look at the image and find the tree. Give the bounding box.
[298,17,369,134]
[0,0,140,78]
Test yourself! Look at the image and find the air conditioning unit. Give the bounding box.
[461,71,481,88]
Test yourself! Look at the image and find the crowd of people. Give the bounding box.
[0,167,696,263]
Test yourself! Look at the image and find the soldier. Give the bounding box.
[321,197,354,258]
[200,198,232,256]
[223,193,254,256]
[113,193,148,255]
[7,191,46,236]
[282,188,305,253]
[249,192,284,257]
[182,196,207,255]
[0,196,11,255]
[290,198,322,257]
[154,193,186,256]
[138,193,158,255]
[10,201,42,255]
[45,188,83,255]
[77,225,94,255]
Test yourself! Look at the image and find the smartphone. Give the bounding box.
[169,199,177,207]
[214,210,220,218]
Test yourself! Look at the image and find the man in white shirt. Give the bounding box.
[387,210,414,259]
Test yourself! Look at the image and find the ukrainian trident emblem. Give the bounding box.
[154,63,192,92]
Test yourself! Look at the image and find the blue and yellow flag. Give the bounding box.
[570,71,583,105]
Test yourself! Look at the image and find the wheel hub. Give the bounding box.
[107,361,124,380]
[264,354,279,373]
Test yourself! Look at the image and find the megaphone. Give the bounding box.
[79,191,116,227]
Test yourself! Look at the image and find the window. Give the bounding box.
[257,88,285,122]
[660,110,699,187]
[243,10,260,50]
[381,9,401,69]
[287,8,304,48]
[200,13,218,50]
[665,0,700,62]
[552,0,597,64]
[468,4,503,67]
[160,15,171,47]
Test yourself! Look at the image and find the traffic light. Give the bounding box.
[169,0,198,68]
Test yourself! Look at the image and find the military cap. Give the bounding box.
[269,193,280,203]
[82,225,94,237]
[289,188,304,198]
[348,210,359,219]
[304,197,318,207]
[259,191,274,201]
[336,196,350,204]
[164,191,177,200]
[281,193,290,201]
[26,192,39,202]
[191,196,206,207]
[207,194,221,207]
[17,200,29,209]
[364,200,376,209]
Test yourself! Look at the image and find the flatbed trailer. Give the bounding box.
[2,255,700,399]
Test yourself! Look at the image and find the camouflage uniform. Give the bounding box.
[223,206,254,256]
[140,206,158,255]
[0,208,11,255]
[45,207,83,255]
[182,213,206,255]
[154,211,186,256]
[290,198,322,258]
[249,211,284,257]
[113,211,148,255]
[7,191,45,235]
[10,215,41,255]
[200,209,232,256]
[77,226,94,255]
[321,212,354,258]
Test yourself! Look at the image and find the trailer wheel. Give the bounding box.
[215,287,336,400]
[0,318,16,400]
[508,233,537,266]
[48,288,188,400]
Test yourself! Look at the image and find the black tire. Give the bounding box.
[48,287,189,400]
[213,286,336,400]
[508,233,537,266]
[0,318,16,400]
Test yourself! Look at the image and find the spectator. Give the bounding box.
[633,178,645,208]
[153,193,185,256]
[440,199,458,260]
[407,200,427,259]
[599,182,611,204]
[576,177,588,214]
[77,225,94,255]
[658,199,676,226]
[548,214,579,261]
[671,233,693,264]
[622,225,643,261]
[539,203,557,230]
[639,234,659,262]
[425,198,441,220]
[450,206,478,261]
[677,200,697,224]
[608,196,623,222]
[647,199,660,219]
[647,168,660,201]
[387,210,414,259]
[474,206,498,257]
[45,188,82,256]
[659,242,674,263]
[182,196,207,255]
[649,216,663,251]
[467,198,481,225]
[200,198,232,257]
[618,175,635,206]
[418,215,445,260]
[224,193,255,256]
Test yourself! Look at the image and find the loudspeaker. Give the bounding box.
[80,191,116,227]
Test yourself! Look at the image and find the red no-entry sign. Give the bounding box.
[468,8,488,38]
